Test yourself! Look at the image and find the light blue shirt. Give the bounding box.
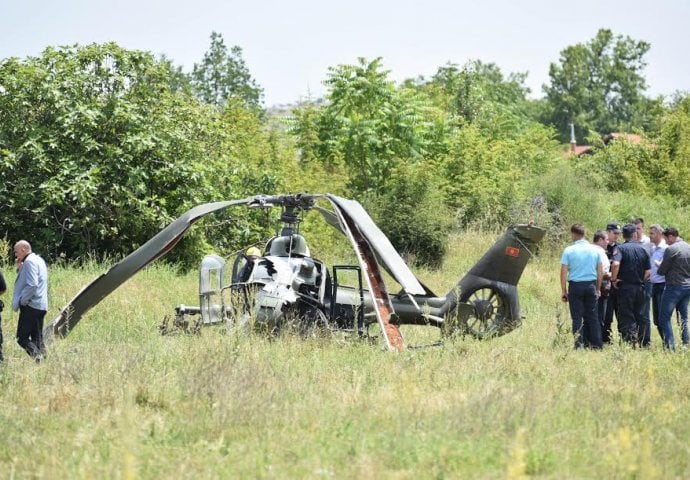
[650,240,667,284]
[12,252,49,311]
[561,239,601,282]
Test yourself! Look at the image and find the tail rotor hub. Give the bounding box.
[472,299,495,321]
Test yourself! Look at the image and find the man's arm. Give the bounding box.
[643,250,652,281]
[658,248,672,276]
[596,262,603,296]
[560,264,569,302]
[19,261,39,306]
[610,261,621,288]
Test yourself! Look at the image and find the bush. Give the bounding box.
[521,160,690,245]
[436,123,558,227]
[363,163,453,268]
[0,44,283,267]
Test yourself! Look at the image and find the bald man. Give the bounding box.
[12,240,48,362]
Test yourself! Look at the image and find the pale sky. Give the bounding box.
[1,0,688,106]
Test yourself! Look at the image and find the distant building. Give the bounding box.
[565,125,644,158]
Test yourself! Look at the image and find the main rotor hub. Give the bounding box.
[279,205,302,236]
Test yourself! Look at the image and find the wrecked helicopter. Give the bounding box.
[45,193,545,351]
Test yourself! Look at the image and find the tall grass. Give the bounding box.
[1,233,689,478]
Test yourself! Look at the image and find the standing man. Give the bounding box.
[11,240,49,362]
[560,224,603,349]
[603,223,621,343]
[657,227,690,350]
[0,268,6,363]
[634,217,653,346]
[633,218,652,251]
[648,224,667,342]
[610,224,651,346]
[593,231,611,336]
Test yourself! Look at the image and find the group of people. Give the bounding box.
[0,240,49,363]
[560,218,690,350]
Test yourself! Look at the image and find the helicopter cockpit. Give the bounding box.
[265,234,311,258]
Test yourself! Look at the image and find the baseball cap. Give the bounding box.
[622,223,637,236]
[606,222,621,233]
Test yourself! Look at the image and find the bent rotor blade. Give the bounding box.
[45,198,253,340]
[326,195,427,296]
[313,205,345,234]
[326,196,405,351]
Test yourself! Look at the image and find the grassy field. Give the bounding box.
[1,232,689,479]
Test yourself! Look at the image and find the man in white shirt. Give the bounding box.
[648,224,667,342]
[634,218,652,252]
[593,231,611,336]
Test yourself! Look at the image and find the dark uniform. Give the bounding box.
[603,241,620,343]
[613,241,651,346]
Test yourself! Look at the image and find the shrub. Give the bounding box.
[363,163,453,268]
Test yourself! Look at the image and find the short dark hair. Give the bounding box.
[663,227,679,237]
[570,223,585,236]
[593,230,606,243]
[622,223,637,240]
[633,217,644,225]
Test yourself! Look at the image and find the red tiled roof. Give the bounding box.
[603,133,642,144]
[566,132,645,158]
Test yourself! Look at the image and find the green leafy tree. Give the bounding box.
[434,122,558,225]
[655,95,690,201]
[191,32,263,108]
[544,28,658,141]
[422,60,534,131]
[159,54,191,94]
[290,57,444,195]
[411,61,559,224]
[567,96,690,205]
[0,43,277,264]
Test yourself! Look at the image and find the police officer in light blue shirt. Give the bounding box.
[12,240,48,361]
[560,224,603,349]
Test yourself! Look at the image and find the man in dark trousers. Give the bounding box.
[657,227,690,350]
[610,224,651,346]
[603,223,621,343]
[560,224,603,349]
[11,240,49,362]
[0,269,6,362]
[648,224,668,342]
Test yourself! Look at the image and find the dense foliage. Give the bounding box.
[191,32,264,108]
[567,95,690,208]
[0,28,688,267]
[543,28,661,142]
[0,43,278,265]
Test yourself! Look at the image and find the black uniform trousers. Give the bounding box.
[16,305,46,359]
[617,282,649,346]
